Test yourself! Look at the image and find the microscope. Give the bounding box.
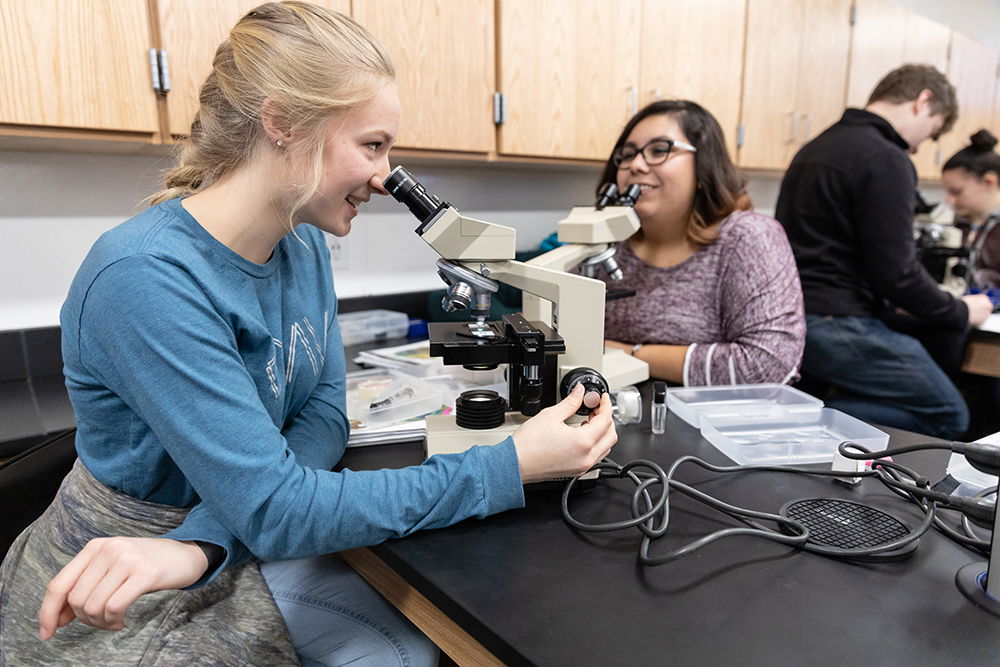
[914,191,969,296]
[384,166,649,458]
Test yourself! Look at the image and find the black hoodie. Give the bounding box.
[776,108,967,330]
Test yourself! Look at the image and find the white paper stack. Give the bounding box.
[346,417,434,448]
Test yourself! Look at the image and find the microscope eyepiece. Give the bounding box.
[384,166,445,227]
[616,183,642,206]
[595,182,619,210]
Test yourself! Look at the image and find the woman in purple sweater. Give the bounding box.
[601,101,805,386]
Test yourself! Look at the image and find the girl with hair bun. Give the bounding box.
[0,3,617,664]
[941,129,1000,289]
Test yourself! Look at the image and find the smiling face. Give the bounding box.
[941,167,999,224]
[615,113,697,228]
[297,82,401,237]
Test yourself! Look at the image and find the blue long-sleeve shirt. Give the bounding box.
[60,198,524,585]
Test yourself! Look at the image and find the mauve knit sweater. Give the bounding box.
[603,209,805,386]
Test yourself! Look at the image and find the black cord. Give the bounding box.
[839,440,997,551]
[562,447,948,566]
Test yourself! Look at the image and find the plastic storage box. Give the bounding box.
[946,431,1000,497]
[346,369,443,427]
[946,452,998,497]
[338,309,409,346]
[666,384,889,466]
[666,384,823,429]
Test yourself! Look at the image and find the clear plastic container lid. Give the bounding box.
[338,309,410,346]
[346,368,443,427]
[666,383,824,429]
[700,407,889,466]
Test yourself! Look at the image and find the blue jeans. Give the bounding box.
[260,555,438,667]
[802,315,968,439]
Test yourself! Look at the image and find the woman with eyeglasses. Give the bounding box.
[599,100,805,386]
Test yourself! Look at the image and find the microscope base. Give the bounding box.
[424,413,599,483]
[425,413,529,457]
[956,563,1000,618]
[596,349,649,390]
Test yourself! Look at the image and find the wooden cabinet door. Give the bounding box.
[159,0,349,138]
[940,33,1000,169]
[0,0,158,134]
[739,0,805,168]
[847,0,951,180]
[355,0,494,153]
[793,0,851,146]
[902,11,951,179]
[845,0,907,108]
[497,0,641,160]
[158,0,263,137]
[638,0,747,158]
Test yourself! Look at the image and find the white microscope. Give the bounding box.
[384,166,648,458]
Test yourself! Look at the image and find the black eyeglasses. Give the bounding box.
[612,138,697,169]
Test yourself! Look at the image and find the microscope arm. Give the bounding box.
[521,244,608,327]
[470,260,607,375]
[527,243,608,273]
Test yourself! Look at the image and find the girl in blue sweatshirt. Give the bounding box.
[0,3,616,665]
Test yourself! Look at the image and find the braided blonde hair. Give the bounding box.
[150,1,395,225]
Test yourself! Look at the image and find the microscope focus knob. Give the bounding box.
[559,367,610,416]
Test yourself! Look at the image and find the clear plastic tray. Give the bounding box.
[699,407,889,466]
[946,452,997,497]
[946,432,1000,497]
[338,309,410,346]
[666,383,823,429]
[346,368,443,427]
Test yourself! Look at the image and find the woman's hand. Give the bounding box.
[962,293,994,327]
[38,537,209,639]
[512,383,618,484]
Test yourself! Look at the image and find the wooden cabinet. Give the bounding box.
[638,0,747,158]
[846,0,951,180]
[159,0,349,138]
[157,1,266,138]
[939,33,1000,168]
[354,0,494,153]
[0,0,159,137]
[3,0,998,174]
[738,0,853,169]
[496,0,641,160]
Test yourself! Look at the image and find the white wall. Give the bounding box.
[895,0,1000,49]
[0,147,795,331]
[0,150,606,329]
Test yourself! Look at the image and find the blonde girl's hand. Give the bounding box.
[38,537,209,639]
[512,383,618,484]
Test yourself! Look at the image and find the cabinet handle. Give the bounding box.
[801,113,811,142]
[628,86,638,115]
[788,111,799,145]
[157,50,171,95]
[651,88,661,102]
[149,48,161,93]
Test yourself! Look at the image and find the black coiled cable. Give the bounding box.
[561,443,951,565]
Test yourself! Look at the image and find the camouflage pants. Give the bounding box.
[0,459,297,666]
